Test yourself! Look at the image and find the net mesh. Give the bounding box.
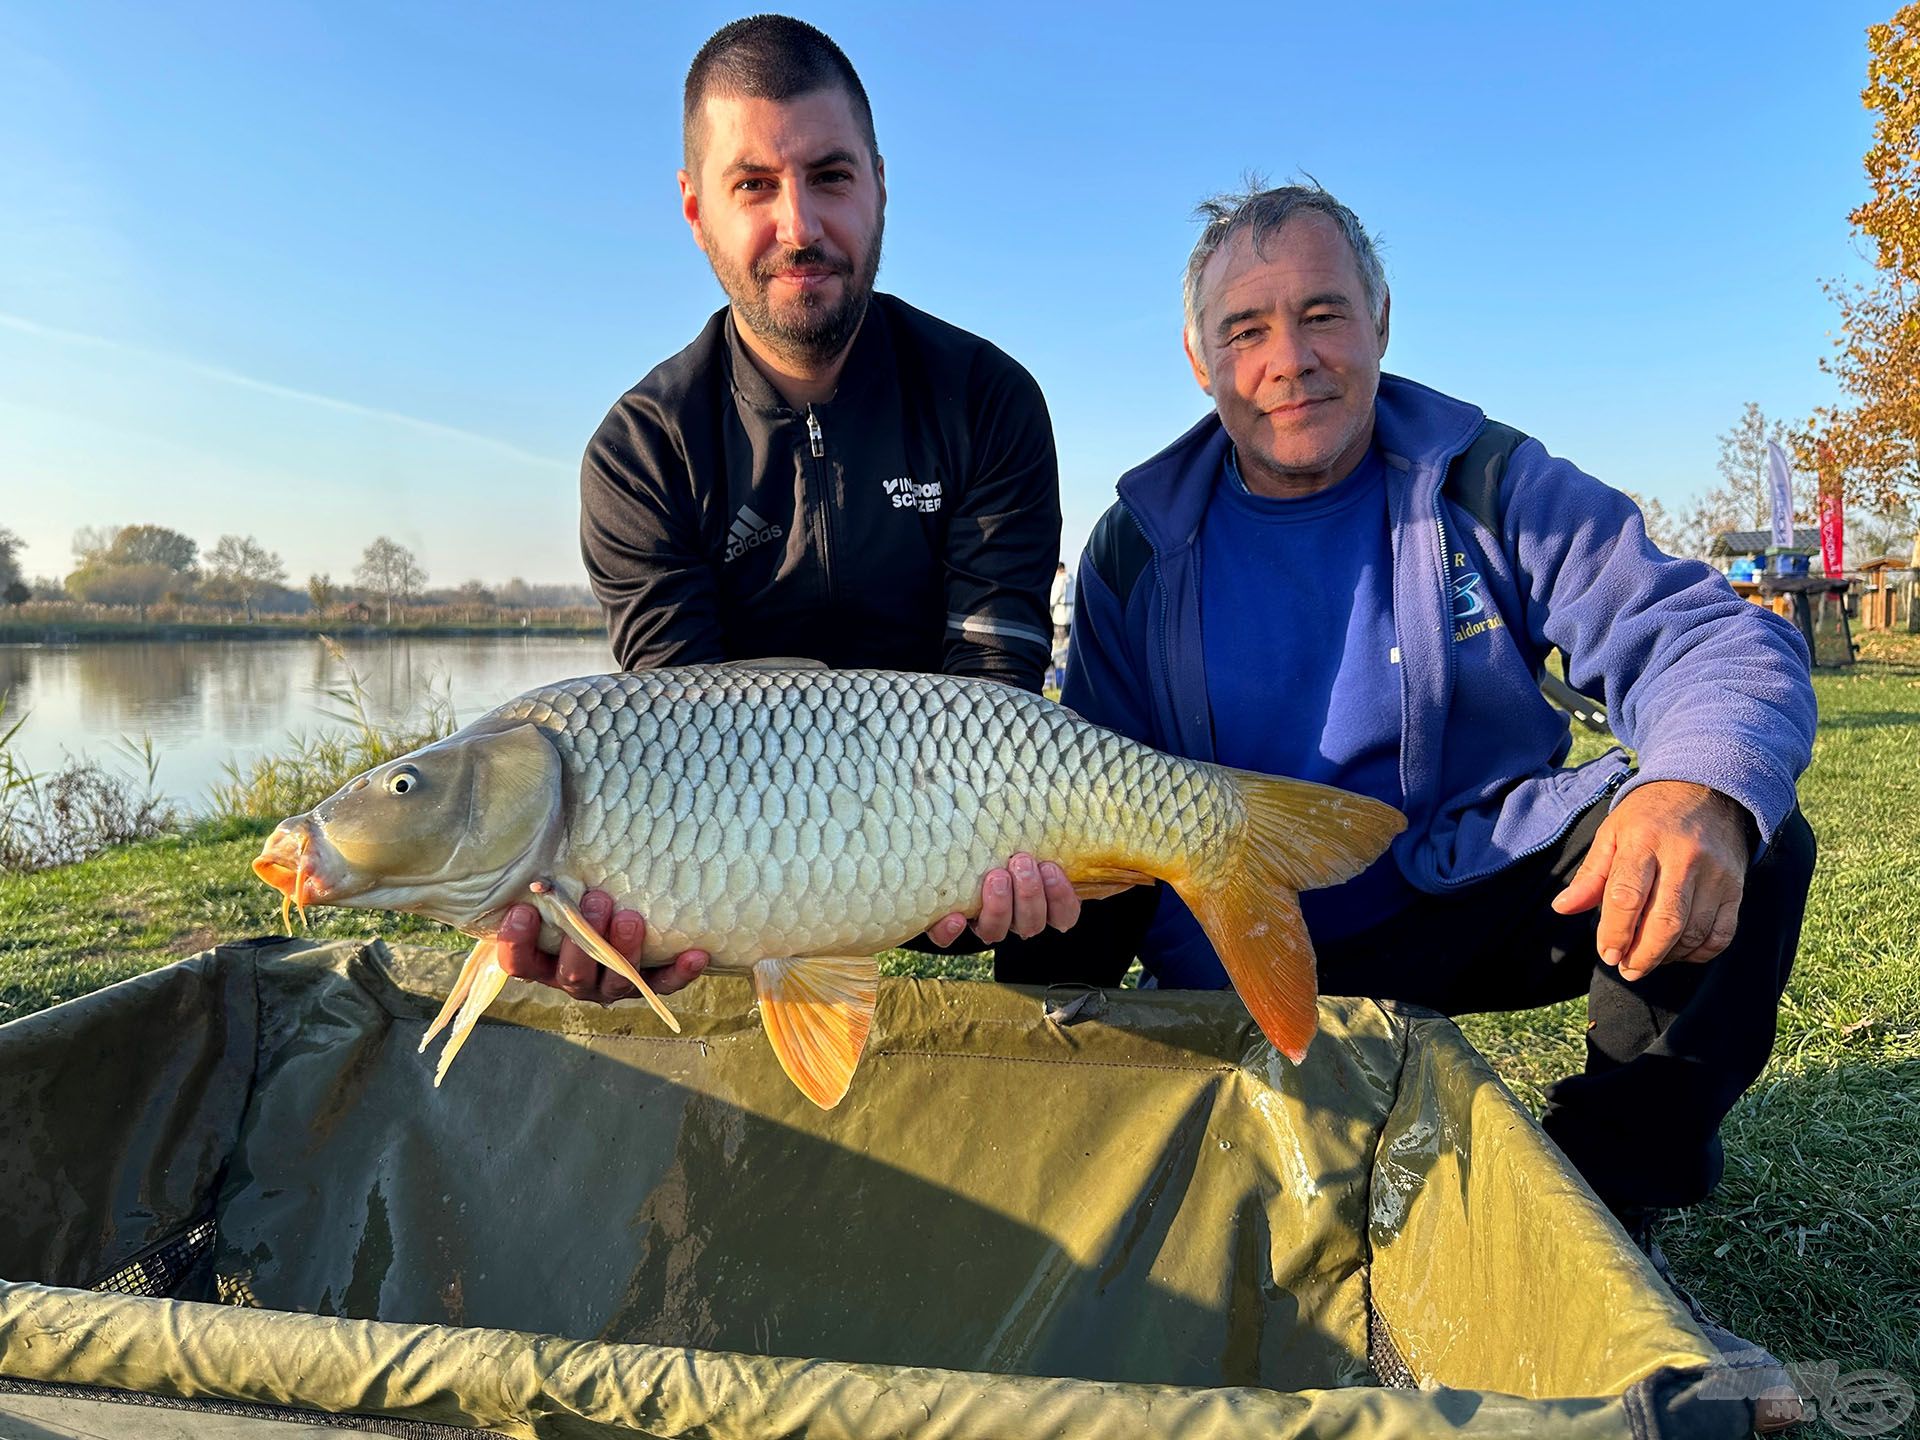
[91,1217,218,1300]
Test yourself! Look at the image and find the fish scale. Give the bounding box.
[481,667,1214,966]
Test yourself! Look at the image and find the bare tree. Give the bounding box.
[1714,403,1818,531]
[203,535,287,621]
[1850,497,1918,564]
[71,526,115,566]
[355,538,427,624]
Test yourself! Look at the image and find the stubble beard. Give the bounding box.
[706,216,885,371]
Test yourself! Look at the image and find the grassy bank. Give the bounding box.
[1,639,1915,1413]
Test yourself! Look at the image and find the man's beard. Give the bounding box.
[705,218,884,369]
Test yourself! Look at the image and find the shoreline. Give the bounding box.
[0,620,606,644]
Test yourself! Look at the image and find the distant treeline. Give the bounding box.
[0,524,597,625]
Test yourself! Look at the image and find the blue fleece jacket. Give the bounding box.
[1064,375,1817,985]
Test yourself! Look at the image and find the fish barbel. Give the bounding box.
[252,664,1404,1107]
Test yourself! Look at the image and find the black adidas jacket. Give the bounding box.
[580,294,1061,690]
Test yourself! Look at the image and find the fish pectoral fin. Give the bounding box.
[431,945,510,1087]
[532,885,683,1035]
[421,937,497,1052]
[750,956,879,1110]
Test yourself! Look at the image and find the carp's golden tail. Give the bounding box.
[1173,771,1405,1064]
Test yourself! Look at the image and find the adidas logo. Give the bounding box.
[724,505,783,562]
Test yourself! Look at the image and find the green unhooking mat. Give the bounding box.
[0,938,1758,1437]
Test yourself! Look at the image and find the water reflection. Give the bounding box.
[0,649,32,715]
[0,636,614,809]
[75,643,205,733]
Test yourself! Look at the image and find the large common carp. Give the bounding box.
[253,664,1403,1108]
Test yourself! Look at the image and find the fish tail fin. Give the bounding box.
[751,956,879,1109]
[1175,772,1405,1063]
[430,943,511,1087]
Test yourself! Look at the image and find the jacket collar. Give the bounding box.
[1114,374,1489,555]
[722,293,895,417]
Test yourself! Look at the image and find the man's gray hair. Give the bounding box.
[1182,181,1387,345]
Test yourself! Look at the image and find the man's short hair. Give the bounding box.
[683,15,877,173]
[1182,180,1387,346]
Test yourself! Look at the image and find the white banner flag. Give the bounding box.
[1766,441,1795,550]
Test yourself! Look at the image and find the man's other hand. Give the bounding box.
[1551,780,1754,981]
[496,888,709,1003]
[925,854,1082,947]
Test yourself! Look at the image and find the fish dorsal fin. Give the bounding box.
[727,656,828,670]
[751,956,879,1109]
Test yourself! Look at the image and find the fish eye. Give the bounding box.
[386,766,421,796]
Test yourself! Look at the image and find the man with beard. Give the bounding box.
[498,15,1075,1003]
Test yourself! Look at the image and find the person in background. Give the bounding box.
[502,15,1079,1003]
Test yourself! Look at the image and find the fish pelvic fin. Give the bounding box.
[1180,772,1405,1064]
[430,941,510,1087]
[751,956,879,1110]
[421,936,497,1053]
[531,882,681,1035]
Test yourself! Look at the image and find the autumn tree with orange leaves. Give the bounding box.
[1805,5,1920,515]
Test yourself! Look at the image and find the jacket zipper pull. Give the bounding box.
[806,406,824,459]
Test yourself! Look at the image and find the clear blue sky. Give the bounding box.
[0,0,1890,589]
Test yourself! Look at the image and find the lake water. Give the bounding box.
[0,635,616,811]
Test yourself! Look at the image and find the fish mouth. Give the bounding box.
[253,820,339,929]
[250,854,332,903]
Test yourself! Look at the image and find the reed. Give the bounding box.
[0,693,178,873]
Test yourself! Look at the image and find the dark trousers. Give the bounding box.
[1315,804,1817,1214]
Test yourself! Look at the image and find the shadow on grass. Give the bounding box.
[1808,710,1920,731]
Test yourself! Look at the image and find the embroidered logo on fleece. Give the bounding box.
[1450,552,1505,643]
[883,475,943,513]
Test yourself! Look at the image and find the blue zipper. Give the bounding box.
[1438,768,1631,890]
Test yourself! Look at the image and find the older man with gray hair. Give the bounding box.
[997,181,1818,1314]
